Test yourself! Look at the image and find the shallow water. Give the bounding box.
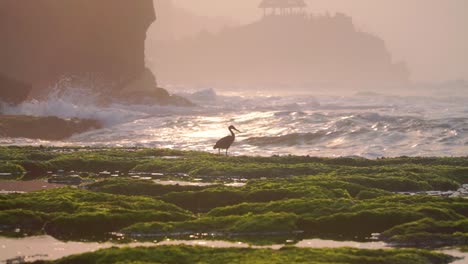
[153,180,246,187]
[0,180,65,193]
[1,89,467,158]
[295,239,389,249]
[440,249,468,264]
[153,180,215,187]
[0,235,465,263]
[0,236,121,262]
[0,236,388,262]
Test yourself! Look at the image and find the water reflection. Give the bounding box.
[1,235,465,263]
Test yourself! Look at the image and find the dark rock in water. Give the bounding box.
[48,175,82,185]
[120,89,195,106]
[0,115,101,140]
[0,0,189,106]
[118,68,194,106]
[0,73,32,106]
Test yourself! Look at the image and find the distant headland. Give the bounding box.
[148,0,410,90]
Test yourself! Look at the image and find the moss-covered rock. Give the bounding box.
[43,246,455,264]
[0,115,101,140]
[122,212,299,237]
[0,147,467,245]
[0,188,193,239]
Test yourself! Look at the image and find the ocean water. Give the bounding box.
[1,88,467,158]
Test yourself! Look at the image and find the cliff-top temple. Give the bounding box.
[259,0,307,16]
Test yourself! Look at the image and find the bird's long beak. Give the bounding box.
[234,128,241,133]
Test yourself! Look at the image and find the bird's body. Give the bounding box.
[214,125,241,156]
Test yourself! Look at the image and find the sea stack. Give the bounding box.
[150,1,410,90]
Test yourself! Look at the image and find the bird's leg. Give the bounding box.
[226,149,228,156]
[218,149,220,155]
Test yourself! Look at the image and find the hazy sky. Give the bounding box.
[171,0,468,82]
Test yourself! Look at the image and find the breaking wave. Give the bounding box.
[1,87,195,126]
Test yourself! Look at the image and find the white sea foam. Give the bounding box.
[1,87,196,127]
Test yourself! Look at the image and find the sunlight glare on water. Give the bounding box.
[1,90,467,158]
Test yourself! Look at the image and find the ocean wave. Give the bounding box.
[2,88,143,126]
[243,111,466,151]
[1,89,467,158]
[244,131,335,146]
[1,87,200,127]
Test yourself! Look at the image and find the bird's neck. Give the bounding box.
[229,128,235,137]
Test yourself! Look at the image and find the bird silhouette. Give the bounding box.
[214,125,241,156]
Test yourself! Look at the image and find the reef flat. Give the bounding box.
[0,147,466,262]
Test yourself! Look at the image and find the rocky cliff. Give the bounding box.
[0,74,32,106]
[0,0,190,105]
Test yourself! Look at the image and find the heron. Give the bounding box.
[214,125,241,156]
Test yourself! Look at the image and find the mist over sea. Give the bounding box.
[1,87,467,158]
